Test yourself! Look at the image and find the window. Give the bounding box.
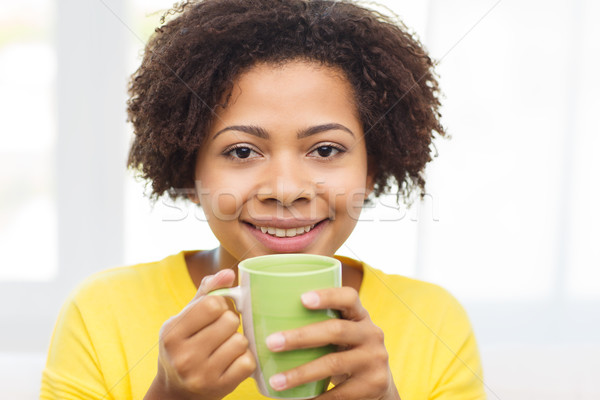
[0,0,57,281]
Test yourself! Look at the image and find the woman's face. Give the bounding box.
[194,60,373,263]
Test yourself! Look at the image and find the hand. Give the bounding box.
[265,287,400,400]
[145,270,256,400]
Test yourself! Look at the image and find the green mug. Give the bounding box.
[209,253,341,399]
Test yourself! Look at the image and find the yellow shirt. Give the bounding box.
[40,251,485,399]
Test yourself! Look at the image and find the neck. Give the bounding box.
[185,246,240,289]
[215,246,241,276]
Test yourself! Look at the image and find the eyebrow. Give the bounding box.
[211,123,355,140]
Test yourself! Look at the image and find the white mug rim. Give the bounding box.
[238,253,340,277]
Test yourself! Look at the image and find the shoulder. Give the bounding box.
[355,264,485,398]
[44,255,188,399]
[337,255,461,315]
[51,252,192,350]
[65,251,190,316]
[363,264,460,305]
[382,271,462,310]
[360,264,471,333]
[69,258,163,303]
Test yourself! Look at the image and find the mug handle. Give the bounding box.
[206,286,243,310]
[207,286,264,388]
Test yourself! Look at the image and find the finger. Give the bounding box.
[188,310,240,354]
[209,331,250,371]
[301,287,368,321]
[268,350,357,393]
[219,349,257,386]
[163,295,229,341]
[163,270,236,343]
[266,319,367,352]
[196,269,236,298]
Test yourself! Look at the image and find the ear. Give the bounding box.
[186,180,201,204]
[188,151,205,205]
[187,190,200,204]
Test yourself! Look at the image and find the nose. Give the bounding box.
[255,158,316,206]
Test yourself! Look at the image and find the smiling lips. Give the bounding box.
[252,224,316,238]
[245,220,327,253]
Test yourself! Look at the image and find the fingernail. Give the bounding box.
[301,291,319,307]
[266,333,285,351]
[269,373,287,391]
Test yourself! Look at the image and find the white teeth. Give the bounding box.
[254,223,318,238]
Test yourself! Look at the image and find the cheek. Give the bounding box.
[195,158,248,221]
[217,191,243,220]
[335,186,367,222]
[198,184,245,222]
[324,170,369,222]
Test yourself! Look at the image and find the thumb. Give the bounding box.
[196,269,236,299]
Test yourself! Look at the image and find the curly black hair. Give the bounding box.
[127,0,445,204]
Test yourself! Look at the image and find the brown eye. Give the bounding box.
[224,145,260,160]
[316,146,334,157]
[234,147,252,159]
[310,144,344,159]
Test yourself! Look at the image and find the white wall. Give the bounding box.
[1,0,599,398]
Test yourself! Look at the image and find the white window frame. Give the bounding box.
[0,0,127,352]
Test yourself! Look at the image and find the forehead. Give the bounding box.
[215,60,360,125]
